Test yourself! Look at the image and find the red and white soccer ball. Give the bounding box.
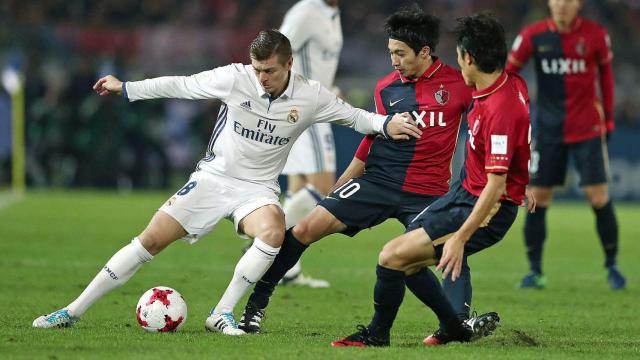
[135,286,187,332]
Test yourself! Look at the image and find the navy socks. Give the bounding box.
[248,229,308,309]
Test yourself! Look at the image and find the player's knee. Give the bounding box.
[256,226,285,247]
[292,221,316,245]
[138,232,170,255]
[531,187,553,207]
[586,189,609,208]
[378,243,405,270]
[589,195,609,209]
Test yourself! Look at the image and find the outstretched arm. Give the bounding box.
[312,85,422,140]
[93,75,123,96]
[93,65,238,102]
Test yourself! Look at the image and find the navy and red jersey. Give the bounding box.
[462,72,531,205]
[354,58,472,196]
[506,16,614,144]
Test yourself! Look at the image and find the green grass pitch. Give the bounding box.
[1,191,638,359]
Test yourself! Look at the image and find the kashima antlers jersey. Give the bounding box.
[507,17,614,143]
[462,72,531,205]
[124,64,387,187]
[355,58,472,196]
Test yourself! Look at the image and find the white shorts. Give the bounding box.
[159,171,281,244]
[282,123,336,175]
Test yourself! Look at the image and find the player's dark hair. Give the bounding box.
[454,13,507,73]
[384,3,441,55]
[249,29,292,65]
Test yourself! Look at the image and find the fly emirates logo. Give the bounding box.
[233,119,291,146]
[411,110,446,128]
[541,58,586,75]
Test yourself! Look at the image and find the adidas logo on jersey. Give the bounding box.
[240,100,252,110]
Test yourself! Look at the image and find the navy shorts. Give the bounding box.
[406,182,518,259]
[529,136,609,187]
[318,177,439,237]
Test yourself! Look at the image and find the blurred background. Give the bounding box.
[0,0,639,200]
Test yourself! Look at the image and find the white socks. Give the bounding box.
[213,238,280,314]
[282,185,322,279]
[284,260,303,280]
[283,185,322,229]
[67,237,153,317]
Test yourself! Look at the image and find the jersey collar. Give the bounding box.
[254,71,295,100]
[547,16,583,34]
[399,57,442,83]
[471,71,508,99]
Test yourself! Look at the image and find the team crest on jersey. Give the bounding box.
[575,37,586,56]
[434,86,449,105]
[287,108,299,123]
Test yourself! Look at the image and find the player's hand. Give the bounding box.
[525,189,536,213]
[436,234,465,281]
[386,112,422,140]
[93,75,123,96]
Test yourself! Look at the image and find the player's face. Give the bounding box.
[548,0,582,26]
[388,39,428,80]
[456,47,475,87]
[251,54,293,97]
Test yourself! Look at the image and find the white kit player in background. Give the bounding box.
[278,0,343,287]
[32,30,421,335]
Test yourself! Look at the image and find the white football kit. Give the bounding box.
[123,63,388,241]
[280,0,343,175]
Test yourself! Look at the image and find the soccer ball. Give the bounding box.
[135,286,187,332]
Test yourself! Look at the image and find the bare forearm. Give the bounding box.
[329,158,365,193]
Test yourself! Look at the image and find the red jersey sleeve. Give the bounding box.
[596,28,615,132]
[355,79,387,162]
[354,135,375,161]
[507,29,533,72]
[483,112,515,173]
[484,94,530,174]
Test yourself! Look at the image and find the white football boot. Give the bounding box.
[205,311,246,335]
[281,273,330,288]
[33,308,79,328]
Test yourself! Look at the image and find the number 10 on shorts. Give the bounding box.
[333,179,360,199]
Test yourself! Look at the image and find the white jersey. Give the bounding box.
[123,64,387,190]
[280,0,343,89]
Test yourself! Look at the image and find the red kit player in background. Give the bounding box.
[507,0,626,290]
